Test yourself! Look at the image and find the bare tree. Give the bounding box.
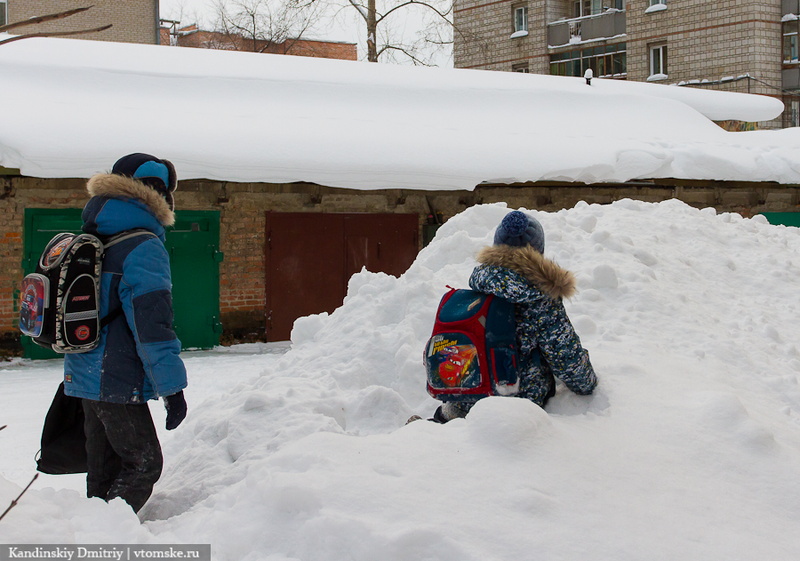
[338,0,455,65]
[211,0,461,65]
[211,0,324,54]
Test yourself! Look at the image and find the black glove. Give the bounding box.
[164,391,187,430]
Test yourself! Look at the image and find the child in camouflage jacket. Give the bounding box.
[435,210,597,422]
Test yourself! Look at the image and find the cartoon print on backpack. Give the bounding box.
[425,289,519,401]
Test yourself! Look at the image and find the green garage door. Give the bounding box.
[761,212,800,227]
[21,208,222,359]
[164,212,224,350]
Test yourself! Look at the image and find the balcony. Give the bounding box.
[548,9,626,48]
[784,0,800,16]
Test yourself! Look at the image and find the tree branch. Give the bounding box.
[210,0,319,52]
[0,5,94,33]
[377,0,452,25]
[376,43,430,66]
[347,0,369,23]
[0,25,113,46]
[0,474,39,523]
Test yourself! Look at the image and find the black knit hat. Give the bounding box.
[111,153,178,211]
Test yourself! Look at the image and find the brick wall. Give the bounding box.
[167,28,358,61]
[2,175,797,351]
[284,38,358,60]
[217,193,267,337]
[0,190,23,337]
[455,0,550,73]
[627,0,783,128]
[8,0,158,44]
[626,1,782,90]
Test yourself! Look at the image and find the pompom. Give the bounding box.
[501,211,529,237]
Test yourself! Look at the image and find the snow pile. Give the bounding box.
[1,36,799,189]
[2,200,800,560]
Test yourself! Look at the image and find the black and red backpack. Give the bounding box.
[19,230,153,353]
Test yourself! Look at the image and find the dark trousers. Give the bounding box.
[82,399,163,513]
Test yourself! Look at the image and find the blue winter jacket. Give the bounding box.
[64,173,187,404]
[468,244,597,406]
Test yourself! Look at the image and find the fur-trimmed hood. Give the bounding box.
[476,244,576,300]
[87,173,175,226]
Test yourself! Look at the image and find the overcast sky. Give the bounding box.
[160,0,366,49]
[158,0,455,65]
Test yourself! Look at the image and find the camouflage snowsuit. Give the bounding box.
[466,244,597,407]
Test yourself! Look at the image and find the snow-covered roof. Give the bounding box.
[2,34,800,190]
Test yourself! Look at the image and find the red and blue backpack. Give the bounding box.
[424,288,520,401]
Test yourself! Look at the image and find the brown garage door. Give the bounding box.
[265,212,419,341]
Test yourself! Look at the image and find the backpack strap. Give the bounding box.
[99,229,159,328]
[100,307,125,329]
[103,228,157,252]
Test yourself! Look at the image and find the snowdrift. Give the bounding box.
[2,200,800,560]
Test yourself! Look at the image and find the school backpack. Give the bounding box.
[424,287,520,402]
[19,229,154,353]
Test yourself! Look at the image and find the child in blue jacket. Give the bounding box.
[434,210,597,422]
[64,153,188,512]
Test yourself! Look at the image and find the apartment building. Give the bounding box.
[454,1,799,128]
[3,0,160,44]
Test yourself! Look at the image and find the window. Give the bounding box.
[645,0,667,13]
[550,43,627,78]
[514,6,528,33]
[784,20,799,62]
[649,43,668,79]
[512,63,530,73]
[573,0,603,18]
[510,5,528,38]
[792,100,800,128]
[0,1,7,28]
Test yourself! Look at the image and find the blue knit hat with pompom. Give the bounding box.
[493,210,545,253]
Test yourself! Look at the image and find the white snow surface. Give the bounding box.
[1,35,799,189]
[2,200,800,560]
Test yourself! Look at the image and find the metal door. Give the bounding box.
[164,211,223,350]
[762,212,800,227]
[343,214,420,279]
[265,212,419,341]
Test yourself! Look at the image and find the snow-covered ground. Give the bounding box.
[2,200,800,560]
